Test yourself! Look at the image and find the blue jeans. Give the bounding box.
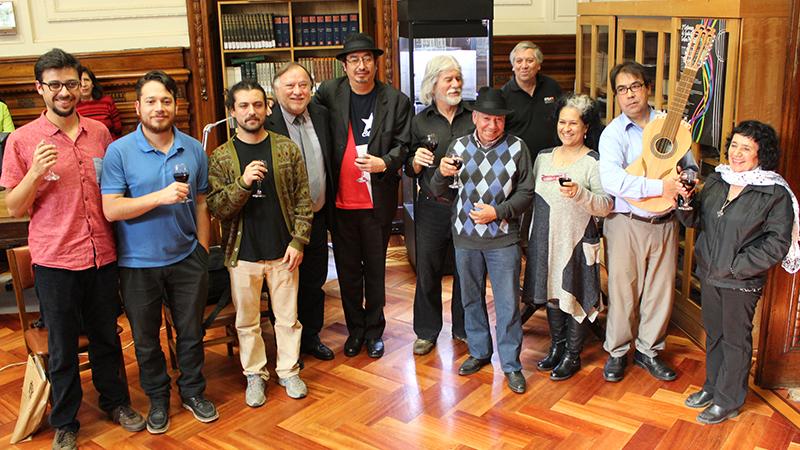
[456,244,523,372]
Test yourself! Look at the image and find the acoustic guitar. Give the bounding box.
[624,24,716,213]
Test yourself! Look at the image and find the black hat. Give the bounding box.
[465,87,513,116]
[336,33,385,61]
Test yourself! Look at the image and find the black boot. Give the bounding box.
[537,307,567,371]
[551,316,585,381]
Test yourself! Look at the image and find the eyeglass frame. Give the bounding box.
[614,81,646,96]
[39,79,82,92]
[345,55,375,66]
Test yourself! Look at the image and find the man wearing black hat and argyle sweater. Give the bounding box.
[313,32,412,358]
[431,87,534,394]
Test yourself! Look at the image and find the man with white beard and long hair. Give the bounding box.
[405,55,476,356]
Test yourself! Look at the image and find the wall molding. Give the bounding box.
[45,0,186,22]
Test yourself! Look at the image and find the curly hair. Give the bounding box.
[552,93,604,150]
[724,120,781,171]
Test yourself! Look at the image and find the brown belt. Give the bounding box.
[616,211,674,224]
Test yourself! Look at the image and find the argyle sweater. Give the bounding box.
[431,133,534,250]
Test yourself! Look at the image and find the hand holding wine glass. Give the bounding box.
[414,133,438,169]
[33,140,59,181]
[677,170,698,211]
[173,162,191,203]
[251,160,268,198]
[445,147,463,189]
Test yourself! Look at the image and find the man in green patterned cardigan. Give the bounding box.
[207,80,313,407]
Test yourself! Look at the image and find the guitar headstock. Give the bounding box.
[683,24,717,71]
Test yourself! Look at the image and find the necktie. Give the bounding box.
[294,115,326,212]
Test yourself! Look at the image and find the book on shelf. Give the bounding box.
[293,14,358,47]
[226,59,290,96]
[220,12,277,50]
[298,57,345,85]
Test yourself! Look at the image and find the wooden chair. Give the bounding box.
[7,246,127,382]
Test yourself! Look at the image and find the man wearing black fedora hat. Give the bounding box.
[431,87,534,394]
[313,32,412,358]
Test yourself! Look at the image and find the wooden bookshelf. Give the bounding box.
[217,0,363,97]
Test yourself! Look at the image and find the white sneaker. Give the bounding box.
[245,374,266,407]
[278,375,307,399]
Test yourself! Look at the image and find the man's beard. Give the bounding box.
[52,106,75,117]
[236,117,264,133]
[142,117,174,134]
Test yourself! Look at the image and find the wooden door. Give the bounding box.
[755,0,800,388]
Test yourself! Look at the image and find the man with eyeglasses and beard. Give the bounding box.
[313,32,412,358]
[102,70,217,434]
[1,48,145,450]
[208,79,313,406]
[405,55,475,356]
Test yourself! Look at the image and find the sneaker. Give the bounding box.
[278,375,308,399]
[146,404,169,434]
[182,395,219,423]
[108,404,146,432]
[246,374,267,407]
[52,428,77,450]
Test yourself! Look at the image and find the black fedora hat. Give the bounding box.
[465,87,513,116]
[336,33,385,61]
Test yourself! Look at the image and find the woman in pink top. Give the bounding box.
[76,65,123,139]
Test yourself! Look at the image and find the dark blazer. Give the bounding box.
[265,101,334,225]
[313,77,412,226]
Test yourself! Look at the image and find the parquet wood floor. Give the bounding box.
[1,249,799,449]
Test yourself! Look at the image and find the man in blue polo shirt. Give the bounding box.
[101,70,217,434]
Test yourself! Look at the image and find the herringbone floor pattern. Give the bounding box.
[1,249,799,449]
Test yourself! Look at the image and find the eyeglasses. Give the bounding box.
[615,82,645,95]
[40,80,81,92]
[345,55,374,65]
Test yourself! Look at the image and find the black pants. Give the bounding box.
[120,245,208,406]
[413,197,465,341]
[332,208,390,340]
[35,262,129,432]
[701,281,761,410]
[298,207,329,346]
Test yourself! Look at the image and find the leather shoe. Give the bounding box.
[633,350,677,381]
[302,341,335,361]
[413,338,435,355]
[366,338,384,358]
[344,336,363,357]
[603,355,627,382]
[685,390,714,409]
[458,356,491,376]
[505,371,527,394]
[696,404,738,425]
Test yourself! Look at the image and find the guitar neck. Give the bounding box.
[661,66,699,138]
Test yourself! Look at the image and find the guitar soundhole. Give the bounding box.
[653,137,673,157]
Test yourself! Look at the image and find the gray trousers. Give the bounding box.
[602,213,678,357]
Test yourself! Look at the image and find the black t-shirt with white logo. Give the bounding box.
[349,89,377,145]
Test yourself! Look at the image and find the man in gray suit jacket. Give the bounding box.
[313,33,412,358]
[266,62,335,361]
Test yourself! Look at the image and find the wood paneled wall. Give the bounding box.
[492,35,576,92]
[0,48,193,137]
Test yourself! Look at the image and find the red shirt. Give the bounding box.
[0,112,116,270]
[336,124,373,209]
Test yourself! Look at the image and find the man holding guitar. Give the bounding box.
[598,61,698,383]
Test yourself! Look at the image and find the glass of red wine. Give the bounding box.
[558,174,572,186]
[418,133,438,168]
[173,162,191,203]
[447,147,463,189]
[677,170,698,211]
[252,159,267,198]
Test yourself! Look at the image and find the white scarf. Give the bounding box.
[716,165,800,273]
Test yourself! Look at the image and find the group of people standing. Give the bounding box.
[2,31,798,450]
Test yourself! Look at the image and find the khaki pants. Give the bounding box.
[603,213,678,357]
[229,259,302,380]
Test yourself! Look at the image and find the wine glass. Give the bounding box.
[355,145,369,184]
[173,163,191,203]
[43,141,59,181]
[447,147,463,189]
[677,170,698,211]
[418,133,438,168]
[252,160,268,198]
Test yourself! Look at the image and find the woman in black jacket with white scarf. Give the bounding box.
[677,120,799,425]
